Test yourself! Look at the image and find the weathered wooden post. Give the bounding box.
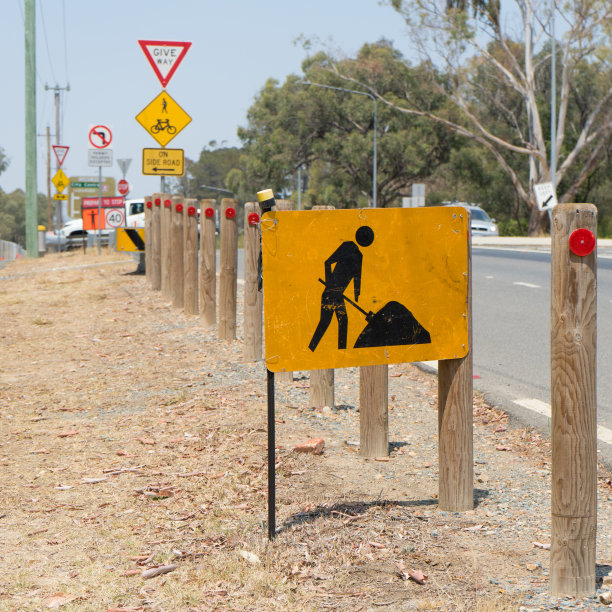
[171,196,185,309]
[274,199,294,382]
[359,365,388,457]
[219,198,238,340]
[199,199,217,328]
[438,223,473,511]
[161,195,172,300]
[550,203,597,597]
[309,206,335,408]
[151,195,162,291]
[244,201,263,360]
[144,196,152,283]
[183,198,199,315]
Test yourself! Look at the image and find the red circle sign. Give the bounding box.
[117,179,129,195]
[88,125,112,148]
[569,228,596,256]
[204,207,215,218]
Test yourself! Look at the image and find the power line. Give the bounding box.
[38,0,57,84]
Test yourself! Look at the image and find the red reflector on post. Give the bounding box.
[146,201,153,209]
[175,203,184,213]
[205,207,215,218]
[568,228,596,256]
[225,207,236,219]
[187,206,197,216]
[248,212,260,226]
[164,199,171,208]
[154,198,161,206]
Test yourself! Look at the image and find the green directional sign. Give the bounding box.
[71,182,100,189]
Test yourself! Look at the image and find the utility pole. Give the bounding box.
[45,84,70,227]
[25,0,38,257]
[46,127,51,228]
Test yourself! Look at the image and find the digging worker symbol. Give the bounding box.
[309,226,375,351]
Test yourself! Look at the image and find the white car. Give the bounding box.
[444,202,499,236]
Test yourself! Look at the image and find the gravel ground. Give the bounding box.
[0,250,611,611]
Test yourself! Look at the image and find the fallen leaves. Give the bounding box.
[395,562,428,585]
[141,564,178,579]
[57,430,78,438]
[135,437,155,445]
[43,592,79,608]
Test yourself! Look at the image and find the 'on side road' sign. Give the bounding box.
[262,207,469,372]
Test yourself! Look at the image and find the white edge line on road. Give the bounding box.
[513,281,541,289]
[414,365,612,447]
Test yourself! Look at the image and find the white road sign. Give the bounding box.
[88,149,113,168]
[105,208,125,228]
[534,182,558,211]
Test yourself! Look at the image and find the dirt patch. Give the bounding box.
[0,250,610,611]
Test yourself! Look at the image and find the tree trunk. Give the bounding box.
[527,205,549,236]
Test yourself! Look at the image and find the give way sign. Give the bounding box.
[138,40,191,88]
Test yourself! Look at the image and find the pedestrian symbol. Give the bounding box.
[135,91,191,147]
[262,207,469,372]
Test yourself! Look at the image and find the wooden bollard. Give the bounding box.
[244,202,263,360]
[310,205,335,406]
[550,203,597,597]
[274,199,294,382]
[219,198,238,340]
[161,195,173,300]
[151,195,162,291]
[144,196,152,283]
[359,365,388,456]
[199,199,217,328]
[171,196,185,309]
[438,223,473,511]
[183,198,199,315]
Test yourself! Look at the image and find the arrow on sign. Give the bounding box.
[151,166,179,173]
[138,40,191,88]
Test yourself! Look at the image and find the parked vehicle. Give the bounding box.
[444,202,499,236]
[46,199,145,251]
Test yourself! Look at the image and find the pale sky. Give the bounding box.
[3,0,412,207]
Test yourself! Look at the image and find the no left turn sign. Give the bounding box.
[89,125,113,149]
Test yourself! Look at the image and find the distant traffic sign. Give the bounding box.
[138,40,191,88]
[135,91,191,147]
[71,181,99,189]
[52,145,69,167]
[88,149,113,167]
[105,208,125,228]
[52,169,69,192]
[117,179,130,195]
[89,125,112,149]
[53,193,68,200]
[534,182,558,211]
[142,148,184,175]
[262,208,470,372]
[82,196,125,209]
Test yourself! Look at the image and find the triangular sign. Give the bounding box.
[53,145,69,167]
[138,40,191,88]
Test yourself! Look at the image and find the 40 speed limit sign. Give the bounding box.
[105,208,125,228]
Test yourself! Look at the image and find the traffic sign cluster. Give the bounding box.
[136,40,191,176]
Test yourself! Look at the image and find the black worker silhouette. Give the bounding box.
[308,225,432,351]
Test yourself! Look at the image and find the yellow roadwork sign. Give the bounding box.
[116,228,146,252]
[135,91,191,147]
[53,193,68,200]
[52,168,69,192]
[142,148,184,176]
[262,207,469,372]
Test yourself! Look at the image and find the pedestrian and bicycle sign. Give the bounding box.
[88,125,112,149]
[142,148,184,175]
[135,91,191,147]
[262,207,470,372]
[52,169,69,192]
[138,40,191,88]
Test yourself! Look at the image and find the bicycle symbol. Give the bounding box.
[150,119,177,135]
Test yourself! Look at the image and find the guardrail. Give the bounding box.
[0,239,25,262]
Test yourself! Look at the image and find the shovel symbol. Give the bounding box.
[318,278,374,322]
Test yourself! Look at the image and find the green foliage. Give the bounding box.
[0,189,46,246]
[0,147,7,176]
[238,42,456,208]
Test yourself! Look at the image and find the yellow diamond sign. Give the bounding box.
[52,168,69,192]
[262,207,470,372]
[135,91,191,147]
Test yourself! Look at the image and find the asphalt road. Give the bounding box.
[472,247,612,432]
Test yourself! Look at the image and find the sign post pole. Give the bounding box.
[267,368,276,540]
[97,166,102,255]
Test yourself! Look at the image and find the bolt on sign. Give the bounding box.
[262,207,470,372]
[135,91,191,147]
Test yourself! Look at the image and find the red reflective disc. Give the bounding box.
[154,198,161,206]
[205,207,215,218]
[568,228,595,256]
[146,201,153,209]
[164,199,171,208]
[187,206,197,216]
[225,207,236,219]
[248,212,260,226]
[175,203,184,213]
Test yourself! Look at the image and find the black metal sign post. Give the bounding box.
[267,368,276,539]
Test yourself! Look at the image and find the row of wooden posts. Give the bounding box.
[142,195,597,597]
[143,193,473,508]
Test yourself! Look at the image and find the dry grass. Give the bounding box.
[0,249,598,611]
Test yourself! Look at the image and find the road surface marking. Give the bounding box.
[485,275,494,279]
[514,398,612,446]
[513,281,541,289]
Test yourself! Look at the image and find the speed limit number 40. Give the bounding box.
[105,209,125,228]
